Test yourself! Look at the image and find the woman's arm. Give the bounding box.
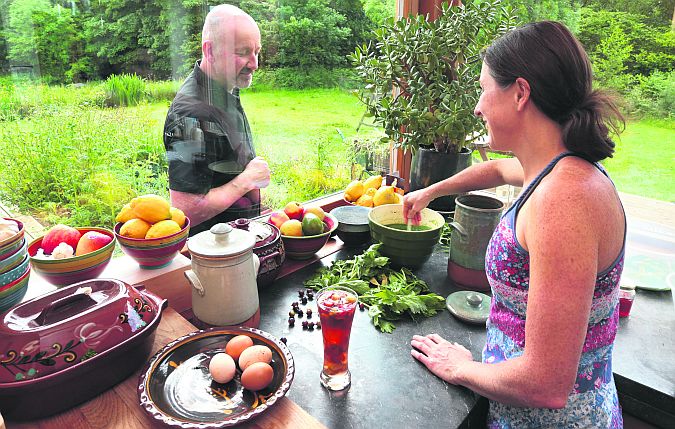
[403,157,523,221]
[412,167,601,409]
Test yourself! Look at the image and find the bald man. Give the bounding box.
[163,4,270,236]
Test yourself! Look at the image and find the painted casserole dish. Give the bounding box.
[0,278,167,420]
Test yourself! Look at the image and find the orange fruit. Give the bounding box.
[130,194,171,223]
[280,219,303,237]
[169,207,186,228]
[145,220,181,239]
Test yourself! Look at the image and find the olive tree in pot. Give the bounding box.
[350,0,517,210]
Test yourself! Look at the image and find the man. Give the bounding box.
[164,4,270,236]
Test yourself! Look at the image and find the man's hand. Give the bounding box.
[240,156,270,190]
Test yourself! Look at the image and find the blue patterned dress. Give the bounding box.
[483,153,624,428]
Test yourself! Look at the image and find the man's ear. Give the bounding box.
[202,41,213,63]
[514,77,531,111]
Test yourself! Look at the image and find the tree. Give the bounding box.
[581,0,675,27]
[277,0,351,68]
[5,0,50,74]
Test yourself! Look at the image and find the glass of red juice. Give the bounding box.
[317,285,358,391]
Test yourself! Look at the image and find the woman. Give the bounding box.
[406,21,625,428]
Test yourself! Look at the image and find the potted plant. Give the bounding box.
[350,0,517,210]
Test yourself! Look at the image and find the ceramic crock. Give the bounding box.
[229,218,285,288]
[0,278,167,420]
[185,223,260,327]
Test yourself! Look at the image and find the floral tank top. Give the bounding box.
[483,152,625,428]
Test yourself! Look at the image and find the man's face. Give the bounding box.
[209,18,261,91]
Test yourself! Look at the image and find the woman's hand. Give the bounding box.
[411,334,473,384]
[402,189,432,225]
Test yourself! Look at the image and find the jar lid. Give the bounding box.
[187,223,255,258]
[446,291,491,325]
[230,218,279,249]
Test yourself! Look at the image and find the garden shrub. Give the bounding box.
[104,73,146,107]
[252,67,358,90]
[625,71,675,119]
[146,80,180,103]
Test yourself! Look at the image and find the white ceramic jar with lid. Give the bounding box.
[185,223,260,326]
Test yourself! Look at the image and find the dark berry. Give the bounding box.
[302,321,309,330]
[359,303,365,311]
[301,297,308,305]
[292,301,299,308]
[289,310,295,317]
[307,292,314,301]
[280,337,287,344]
[308,322,315,330]
[306,308,312,318]
[296,309,303,317]
[298,290,305,298]
[316,322,321,329]
[288,317,295,326]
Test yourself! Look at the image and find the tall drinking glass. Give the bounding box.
[317,285,358,391]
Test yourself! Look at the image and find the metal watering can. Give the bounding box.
[447,194,504,290]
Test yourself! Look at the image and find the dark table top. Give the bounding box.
[257,244,487,429]
[258,237,675,429]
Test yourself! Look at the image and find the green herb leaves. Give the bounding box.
[304,244,446,333]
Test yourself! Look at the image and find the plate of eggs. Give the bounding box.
[137,327,294,427]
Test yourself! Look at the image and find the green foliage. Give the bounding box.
[592,24,634,91]
[104,73,146,107]
[251,67,358,90]
[625,71,675,118]
[0,105,167,227]
[580,0,675,27]
[363,0,396,27]
[277,0,352,68]
[504,0,581,29]
[351,0,519,154]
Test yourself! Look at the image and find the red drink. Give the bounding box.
[618,284,636,318]
[317,286,358,391]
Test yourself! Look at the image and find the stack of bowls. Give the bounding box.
[0,218,29,313]
[114,218,190,269]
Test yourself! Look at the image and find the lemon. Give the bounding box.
[364,187,377,197]
[115,203,135,223]
[130,194,171,224]
[344,180,365,202]
[145,220,182,239]
[355,194,374,207]
[363,175,383,191]
[120,218,152,239]
[373,186,399,206]
[170,207,186,228]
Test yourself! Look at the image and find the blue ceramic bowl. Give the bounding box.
[0,267,29,313]
[0,253,29,286]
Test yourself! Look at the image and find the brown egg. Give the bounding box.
[225,335,254,361]
[238,345,272,370]
[240,362,274,391]
[208,353,236,384]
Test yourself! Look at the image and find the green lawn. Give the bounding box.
[603,119,674,202]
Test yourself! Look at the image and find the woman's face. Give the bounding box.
[474,62,518,151]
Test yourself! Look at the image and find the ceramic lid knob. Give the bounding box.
[466,292,482,307]
[446,291,491,325]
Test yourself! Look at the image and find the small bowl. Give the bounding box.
[0,253,29,286]
[0,239,27,274]
[138,327,294,428]
[114,218,190,269]
[0,267,30,313]
[280,213,338,260]
[28,227,116,286]
[369,204,445,268]
[0,219,25,262]
[330,205,372,247]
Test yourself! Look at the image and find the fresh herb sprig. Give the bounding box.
[304,244,446,333]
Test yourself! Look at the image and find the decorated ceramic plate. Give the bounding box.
[138,327,294,428]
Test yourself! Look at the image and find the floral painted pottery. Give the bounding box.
[279,213,338,260]
[138,327,294,428]
[114,218,190,269]
[0,279,167,420]
[27,227,116,286]
[368,204,445,268]
[185,223,260,327]
[229,218,285,288]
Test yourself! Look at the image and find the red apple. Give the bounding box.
[42,224,81,255]
[268,210,290,229]
[283,201,304,221]
[75,231,113,256]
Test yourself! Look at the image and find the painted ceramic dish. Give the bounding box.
[0,279,167,420]
[0,218,24,262]
[330,205,371,247]
[138,327,294,428]
[27,227,116,286]
[229,218,285,288]
[0,267,30,313]
[279,213,338,260]
[369,204,445,268]
[114,218,190,269]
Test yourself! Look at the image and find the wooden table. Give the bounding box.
[7,255,327,429]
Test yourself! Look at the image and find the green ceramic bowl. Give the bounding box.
[368,204,445,268]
